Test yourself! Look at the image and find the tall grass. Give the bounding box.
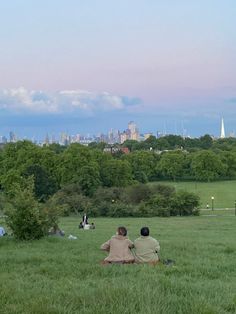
[0,216,236,314]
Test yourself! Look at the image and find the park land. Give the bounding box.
[0,214,236,314]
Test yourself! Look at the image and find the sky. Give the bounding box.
[0,0,236,139]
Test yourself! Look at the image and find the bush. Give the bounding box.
[92,187,124,205]
[150,184,175,198]
[107,203,135,217]
[139,196,171,217]
[170,190,200,216]
[124,184,152,204]
[5,181,48,240]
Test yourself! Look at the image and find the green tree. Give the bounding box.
[23,164,58,201]
[191,150,226,181]
[100,159,133,187]
[52,183,91,215]
[199,134,213,149]
[77,163,101,196]
[157,151,186,180]
[124,151,158,181]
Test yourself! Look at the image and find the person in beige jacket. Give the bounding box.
[134,227,160,264]
[101,226,135,264]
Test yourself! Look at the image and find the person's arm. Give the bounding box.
[128,239,134,249]
[101,240,110,251]
[154,240,160,253]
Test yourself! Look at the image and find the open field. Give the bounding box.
[150,180,236,209]
[0,216,236,314]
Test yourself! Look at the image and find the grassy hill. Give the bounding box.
[0,216,236,314]
[150,180,236,209]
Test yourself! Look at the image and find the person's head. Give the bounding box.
[140,227,149,237]
[117,226,127,237]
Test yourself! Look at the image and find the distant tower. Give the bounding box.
[220,118,225,139]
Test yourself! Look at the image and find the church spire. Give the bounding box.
[220,118,225,139]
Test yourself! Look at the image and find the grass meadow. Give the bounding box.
[0,214,236,314]
[150,180,236,209]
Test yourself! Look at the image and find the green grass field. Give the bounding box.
[150,180,236,209]
[0,215,236,314]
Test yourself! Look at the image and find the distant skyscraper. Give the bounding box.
[220,118,225,139]
[127,121,139,141]
[9,131,17,142]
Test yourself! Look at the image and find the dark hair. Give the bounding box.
[141,227,149,237]
[117,226,127,236]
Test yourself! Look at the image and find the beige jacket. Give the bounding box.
[101,235,134,262]
[134,236,160,263]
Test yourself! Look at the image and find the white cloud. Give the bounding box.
[0,87,141,114]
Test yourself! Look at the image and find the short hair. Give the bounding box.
[117,226,127,236]
[140,227,149,237]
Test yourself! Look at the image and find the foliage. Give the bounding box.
[77,163,101,196]
[191,150,226,181]
[100,159,133,187]
[157,151,186,180]
[23,164,58,201]
[52,183,92,215]
[124,184,152,204]
[123,151,158,181]
[169,190,200,216]
[4,179,49,240]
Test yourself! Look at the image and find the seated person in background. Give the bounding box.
[49,224,65,237]
[101,226,134,264]
[82,213,88,227]
[90,223,95,229]
[134,227,160,264]
[0,226,6,237]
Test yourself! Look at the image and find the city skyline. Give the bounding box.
[0,118,233,146]
[0,1,235,137]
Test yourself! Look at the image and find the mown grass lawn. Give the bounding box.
[0,215,236,314]
[150,180,236,209]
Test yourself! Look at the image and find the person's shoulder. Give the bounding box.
[149,236,159,242]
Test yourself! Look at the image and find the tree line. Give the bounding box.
[4,136,231,239]
[0,135,236,201]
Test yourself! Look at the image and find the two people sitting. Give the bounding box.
[48,224,65,237]
[101,226,160,265]
[79,213,95,230]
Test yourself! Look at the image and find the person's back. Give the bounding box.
[101,226,134,264]
[134,227,160,264]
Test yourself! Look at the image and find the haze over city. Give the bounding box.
[0,1,235,138]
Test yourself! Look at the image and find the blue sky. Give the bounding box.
[0,0,235,139]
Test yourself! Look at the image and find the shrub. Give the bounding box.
[150,184,175,198]
[5,181,48,240]
[108,203,135,217]
[92,187,124,205]
[139,196,171,217]
[124,184,152,204]
[170,190,200,216]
